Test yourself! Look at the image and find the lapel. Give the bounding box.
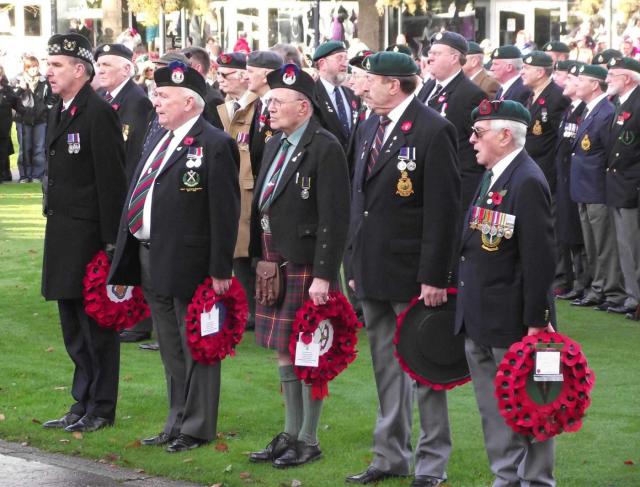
[231,92,258,126]
[417,79,434,103]
[431,71,465,108]
[157,116,205,178]
[112,79,133,106]
[254,132,284,198]
[611,88,637,139]
[504,77,522,100]
[315,79,341,131]
[354,116,380,187]
[48,82,91,149]
[574,97,606,147]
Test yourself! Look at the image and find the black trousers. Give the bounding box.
[57,299,120,421]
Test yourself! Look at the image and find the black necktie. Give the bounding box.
[495,87,503,100]
[428,83,444,105]
[334,86,350,136]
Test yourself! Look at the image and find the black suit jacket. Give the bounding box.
[496,76,533,105]
[42,82,127,300]
[203,83,224,130]
[248,117,350,280]
[108,116,240,300]
[347,97,461,301]
[418,71,486,208]
[313,78,360,151]
[525,81,570,194]
[455,150,555,348]
[248,98,279,179]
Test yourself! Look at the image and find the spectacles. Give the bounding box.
[607,72,627,78]
[266,97,303,109]
[471,126,492,138]
[217,70,239,79]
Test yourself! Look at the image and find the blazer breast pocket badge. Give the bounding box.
[396,146,416,197]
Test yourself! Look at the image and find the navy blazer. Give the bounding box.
[455,149,555,348]
[496,76,532,106]
[313,78,360,151]
[570,96,614,204]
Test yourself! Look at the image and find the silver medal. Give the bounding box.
[406,161,416,171]
[397,161,407,171]
[301,188,310,199]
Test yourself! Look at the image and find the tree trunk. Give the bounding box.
[358,0,381,50]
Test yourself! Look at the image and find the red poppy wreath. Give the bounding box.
[185,276,249,365]
[289,291,363,400]
[495,331,595,442]
[83,250,150,331]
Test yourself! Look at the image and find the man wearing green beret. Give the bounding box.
[569,64,627,311]
[543,41,570,63]
[456,98,556,487]
[592,49,622,67]
[605,57,640,320]
[464,41,500,99]
[490,45,532,105]
[347,51,461,486]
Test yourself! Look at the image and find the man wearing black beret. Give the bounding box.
[418,31,485,208]
[490,46,532,105]
[41,33,127,433]
[347,51,461,486]
[108,62,240,453]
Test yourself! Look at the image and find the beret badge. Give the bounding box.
[526,56,533,63]
[169,61,187,84]
[103,45,111,52]
[435,33,443,40]
[282,65,297,85]
[220,54,231,64]
[63,39,76,51]
[610,58,616,66]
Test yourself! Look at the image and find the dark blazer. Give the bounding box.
[570,96,614,204]
[418,70,486,208]
[495,76,532,105]
[203,83,224,130]
[525,81,570,194]
[313,78,360,151]
[555,102,586,246]
[607,87,640,208]
[347,97,461,301]
[248,117,350,280]
[108,116,240,300]
[108,79,154,183]
[41,82,127,300]
[248,98,278,178]
[455,150,555,348]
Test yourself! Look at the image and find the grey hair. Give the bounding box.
[507,58,523,71]
[180,87,205,110]
[628,70,640,84]
[490,119,526,148]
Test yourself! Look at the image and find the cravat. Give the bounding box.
[428,83,444,105]
[104,91,113,103]
[334,86,350,135]
[259,138,292,211]
[476,169,493,205]
[127,132,174,235]
[367,116,392,175]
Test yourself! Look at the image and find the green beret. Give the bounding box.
[523,51,554,68]
[467,41,484,55]
[312,40,346,62]
[491,45,522,59]
[608,56,640,74]
[592,49,622,65]
[543,41,570,53]
[555,60,574,72]
[568,62,586,76]
[349,49,375,69]
[471,99,531,126]
[431,31,468,55]
[578,64,608,81]
[385,44,413,57]
[363,51,419,77]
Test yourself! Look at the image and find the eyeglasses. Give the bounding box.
[471,126,492,138]
[266,97,303,109]
[217,70,239,79]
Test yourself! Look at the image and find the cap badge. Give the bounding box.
[103,45,111,52]
[171,68,185,84]
[546,45,552,50]
[283,66,297,85]
[526,56,533,63]
[220,54,231,64]
[610,58,616,66]
[63,39,76,51]
[435,33,443,41]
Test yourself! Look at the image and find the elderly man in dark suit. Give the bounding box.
[41,33,127,433]
[456,99,556,487]
[490,45,532,105]
[464,41,500,99]
[347,52,461,487]
[108,63,240,453]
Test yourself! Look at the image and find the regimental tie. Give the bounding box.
[476,169,493,205]
[127,132,174,235]
[367,115,392,176]
[427,83,444,105]
[334,86,350,135]
[259,138,292,212]
[104,91,114,103]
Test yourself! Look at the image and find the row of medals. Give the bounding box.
[469,207,514,240]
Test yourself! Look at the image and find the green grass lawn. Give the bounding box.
[0,183,638,486]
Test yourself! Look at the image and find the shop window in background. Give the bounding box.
[236,8,258,52]
[0,4,15,35]
[24,5,41,36]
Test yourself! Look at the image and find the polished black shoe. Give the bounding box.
[594,301,616,311]
[139,341,160,351]
[625,309,640,321]
[166,434,208,453]
[557,289,583,301]
[607,304,636,314]
[273,441,322,468]
[571,297,602,307]
[249,432,293,463]
[411,476,444,487]
[42,412,82,429]
[119,330,152,342]
[64,415,113,432]
[346,466,400,484]
[141,432,173,446]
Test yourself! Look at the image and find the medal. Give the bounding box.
[301,189,310,199]
[265,130,273,142]
[406,161,416,171]
[67,133,80,154]
[260,215,271,232]
[396,171,414,197]
[532,120,543,135]
[397,161,407,171]
[300,176,311,200]
[581,134,591,151]
[541,108,548,122]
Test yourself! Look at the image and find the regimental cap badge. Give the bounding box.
[609,58,617,66]
[435,33,443,41]
[526,56,533,63]
[570,65,578,74]
[282,64,298,85]
[169,61,186,84]
[579,65,585,73]
[63,39,76,51]
[103,44,111,52]
[546,44,552,51]
[596,55,604,63]
[393,46,399,52]
[220,54,231,65]
[364,57,371,70]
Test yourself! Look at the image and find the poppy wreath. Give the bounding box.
[185,276,249,365]
[289,291,363,400]
[82,250,150,331]
[495,331,595,442]
[393,293,471,391]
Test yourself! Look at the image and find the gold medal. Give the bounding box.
[396,171,414,197]
[481,233,501,252]
[581,134,591,151]
[532,120,543,135]
[122,124,130,141]
[265,130,273,142]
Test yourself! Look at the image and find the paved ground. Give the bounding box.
[0,440,203,487]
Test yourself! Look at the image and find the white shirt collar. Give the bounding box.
[171,114,200,142]
[584,92,608,115]
[571,99,582,109]
[62,97,75,110]
[109,78,130,100]
[435,69,462,90]
[500,74,520,94]
[320,76,338,95]
[619,85,637,106]
[489,148,522,189]
[382,94,415,144]
[469,69,483,81]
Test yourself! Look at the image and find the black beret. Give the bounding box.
[578,64,608,81]
[312,41,347,62]
[471,99,531,126]
[247,50,284,70]
[267,63,315,101]
[491,45,522,59]
[47,33,93,64]
[467,41,484,55]
[94,43,133,62]
[523,51,554,68]
[363,51,419,77]
[349,49,375,69]
[217,52,247,70]
[592,49,622,65]
[430,31,468,55]
[608,56,640,74]
[154,61,207,100]
[543,41,570,53]
[385,44,413,57]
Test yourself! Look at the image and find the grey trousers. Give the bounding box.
[578,203,626,304]
[361,299,451,478]
[465,338,555,487]
[611,207,640,308]
[139,246,221,441]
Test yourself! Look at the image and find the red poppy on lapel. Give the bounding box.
[111,103,120,111]
[70,106,77,117]
[400,121,412,132]
[437,94,446,103]
[351,100,357,110]
[622,111,631,120]
[538,97,546,105]
[183,136,194,146]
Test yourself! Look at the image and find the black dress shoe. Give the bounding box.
[411,476,444,487]
[139,341,160,351]
[166,434,208,453]
[594,301,616,311]
[346,466,399,484]
[557,290,583,301]
[64,415,113,432]
[571,297,602,307]
[120,330,152,342]
[249,432,293,462]
[607,304,636,314]
[625,310,640,321]
[272,441,322,468]
[141,432,173,446]
[43,412,82,429]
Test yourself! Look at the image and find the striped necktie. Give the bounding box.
[104,91,113,103]
[367,116,391,175]
[127,132,174,235]
[259,138,292,211]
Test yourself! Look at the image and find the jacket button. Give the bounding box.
[319,260,325,265]
[48,178,54,186]
[613,169,617,173]
[305,229,311,234]
[615,153,619,157]
[363,211,369,217]
[460,256,465,262]
[459,281,464,287]
[47,210,54,216]
[571,152,575,156]
[606,168,610,172]
[322,244,327,249]
[49,149,55,156]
